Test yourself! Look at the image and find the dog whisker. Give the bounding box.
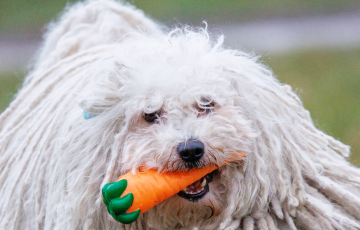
[207,149,218,162]
[176,205,184,219]
[203,200,215,220]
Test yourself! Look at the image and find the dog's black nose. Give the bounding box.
[177,139,204,163]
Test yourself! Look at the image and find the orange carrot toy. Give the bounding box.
[102,152,245,224]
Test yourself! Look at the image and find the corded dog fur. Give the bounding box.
[1,0,360,229]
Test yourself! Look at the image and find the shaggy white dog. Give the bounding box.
[1,0,360,229]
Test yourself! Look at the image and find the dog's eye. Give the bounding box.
[144,112,159,123]
[199,102,215,114]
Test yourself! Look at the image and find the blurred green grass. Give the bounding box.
[1,49,359,166]
[0,72,25,112]
[131,0,360,24]
[267,49,360,166]
[1,0,359,34]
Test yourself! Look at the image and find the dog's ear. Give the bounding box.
[36,0,160,69]
[79,63,125,119]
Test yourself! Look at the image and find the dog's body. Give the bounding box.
[1,1,360,229]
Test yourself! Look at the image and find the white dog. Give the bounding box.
[1,0,360,229]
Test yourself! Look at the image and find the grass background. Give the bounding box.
[1,0,359,35]
[0,0,359,166]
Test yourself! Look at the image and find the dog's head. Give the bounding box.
[1,0,356,228]
[73,28,349,228]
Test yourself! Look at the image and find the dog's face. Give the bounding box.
[80,32,281,228]
[118,58,257,224]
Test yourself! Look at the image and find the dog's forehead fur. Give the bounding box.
[1,0,360,229]
[106,34,243,108]
[83,32,266,122]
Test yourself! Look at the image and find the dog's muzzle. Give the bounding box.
[177,139,204,164]
[177,139,214,201]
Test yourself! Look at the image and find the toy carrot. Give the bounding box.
[102,152,246,224]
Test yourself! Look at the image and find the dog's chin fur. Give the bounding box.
[1,0,360,229]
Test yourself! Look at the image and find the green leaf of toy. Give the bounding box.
[115,209,141,224]
[110,193,134,214]
[107,180,128,197]
[107,205,117,219]
[102,182,114,206]
[102,179,141,224]
[104,179,127,202]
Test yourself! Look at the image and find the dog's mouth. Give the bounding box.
[178,171,214,201]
